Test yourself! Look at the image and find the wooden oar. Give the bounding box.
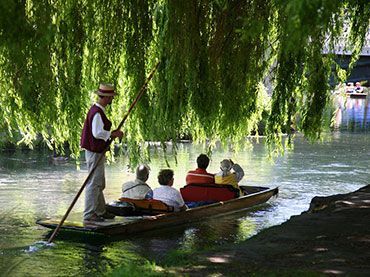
[47,61,160,243]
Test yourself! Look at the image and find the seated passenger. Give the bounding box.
[153,169,187,212]
[215,159,244,193]
[346,82,355,93]
[355,82,364,93]
[121,164,153,199]
[186,154,215,185]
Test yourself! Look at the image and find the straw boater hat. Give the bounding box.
[95,83,117,96]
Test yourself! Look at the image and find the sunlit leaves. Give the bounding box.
[0,0,369,163]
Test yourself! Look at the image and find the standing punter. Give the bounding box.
[80,83,123,222]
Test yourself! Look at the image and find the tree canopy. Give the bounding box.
[0,0,369,163]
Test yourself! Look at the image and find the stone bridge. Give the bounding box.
[326,33,370,86]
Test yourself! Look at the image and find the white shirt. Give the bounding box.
[153,185,185,212]
[92,103,111,141]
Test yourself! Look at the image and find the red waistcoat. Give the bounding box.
[80,105,112,153]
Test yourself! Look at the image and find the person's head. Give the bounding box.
[355,82,361,87]
[197,154,210,169]
[96,83,117,106]
[220,159,232,172]
[158,169,174,186]
[136,164,150,182]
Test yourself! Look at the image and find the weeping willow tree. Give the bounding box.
[0,0,369,163]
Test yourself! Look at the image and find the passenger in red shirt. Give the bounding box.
[186,154,215,185]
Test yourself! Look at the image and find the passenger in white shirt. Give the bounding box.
[153,169,187,212]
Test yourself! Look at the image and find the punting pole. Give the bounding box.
[47,61,160,243]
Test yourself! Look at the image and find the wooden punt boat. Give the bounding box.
[36,186,278,236]
[346,92,368,98]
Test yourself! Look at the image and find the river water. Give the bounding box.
[0,97,369,276]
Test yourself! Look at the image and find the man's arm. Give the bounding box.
[92,113,123,140]
[232,163,244,182]
[92,113,111,141]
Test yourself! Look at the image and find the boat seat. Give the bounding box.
[118,197,174,213]
[180,183,240,202]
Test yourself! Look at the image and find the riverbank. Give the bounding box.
[162,184,370,276]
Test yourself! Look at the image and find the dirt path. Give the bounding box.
[175,185,370,276]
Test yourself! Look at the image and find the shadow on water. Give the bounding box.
[0,205,269,276]
[36,202,276,265]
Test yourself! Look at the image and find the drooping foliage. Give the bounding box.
[0,0,369,162]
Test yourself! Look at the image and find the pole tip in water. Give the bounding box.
[26,241,55,253]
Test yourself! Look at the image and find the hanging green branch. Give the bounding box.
[0,0,369,164]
